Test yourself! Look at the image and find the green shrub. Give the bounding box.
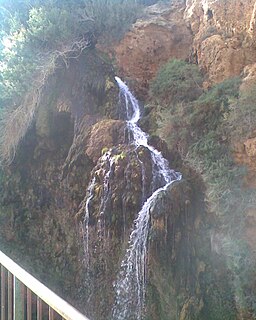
[150,59,203,103]
[226,84,256,141]
[151,58,256,319]
[155,76,248,216]
[156,77,241,155]
[0,0,146,163]
[81,0,143,42]
[153,68,256,317]
[0,0,144,107]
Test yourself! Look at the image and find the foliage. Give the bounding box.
[80,0,143,42]
[226,85,256,141]
[221,237,256,316]
[152,59,255,220]
[150,59,203,103]
[0,0,150,164]
[155,73,252,217]
[0,0,144,105]
[156,76,241,153]
[200,269,237,320]
[151,59,256,317]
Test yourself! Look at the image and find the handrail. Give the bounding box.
[0,250,90,320]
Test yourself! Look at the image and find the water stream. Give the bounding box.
[83,176,96,268]
[112,77,182,319]
[81,77,181,319]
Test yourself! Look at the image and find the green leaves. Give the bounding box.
[226,84,256,140]
[27,6,78,48]
[152,60,249,217]
[150,59,203,103]
[0,0,144,108]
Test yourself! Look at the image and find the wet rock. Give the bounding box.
[85,119,126,163]
[185,0,256,86]
[0,49,121,316]
[115,2,193,97]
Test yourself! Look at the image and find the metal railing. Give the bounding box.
[0,250,90,320]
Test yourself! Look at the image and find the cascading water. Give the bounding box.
[97,152,115,242]
[112,77,182,319]
[82,176,96,268]
[81,150,115,269]
[80,76,181,318]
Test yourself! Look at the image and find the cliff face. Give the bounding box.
[114,0,256,272]
[1,1,256,320]
[0,49,120,311]
[185,0,256,85]
[116,1,256,318]
[0,46,236,319]
[115,2,193,97]
[115,0,256,90]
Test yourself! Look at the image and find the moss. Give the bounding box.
[105,77,115,91]
[101,147,109,155]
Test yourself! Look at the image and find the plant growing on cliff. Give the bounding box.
[0,0,146,164]
[152,60,256,316]
[150,59,203,103]
[0,0,143,105]
[226,84,256,141]
[151,61,248,219]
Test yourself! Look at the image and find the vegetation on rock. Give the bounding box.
[0,0,146,164]
[150,59,203,103]
[1,1,256,320]
[151,58,256,317]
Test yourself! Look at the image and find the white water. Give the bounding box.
[113,77,182,319]
[82,151,115,269]
[97,152,115,242]
[83,177,96,268]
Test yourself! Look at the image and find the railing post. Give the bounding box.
[27,288,32,320]
[37,297,42,320]
[0,250,90,320]
[14,277,24,320]
[49,307,54,320]
[7,272,13,320]
[1,265,6,320]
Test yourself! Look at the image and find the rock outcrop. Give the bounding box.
[115,2,193,97]
[115,0,256,93]
[0,43,234,319]
[2,2,256,320]
[0,49,119,313]
[185,0,256,86]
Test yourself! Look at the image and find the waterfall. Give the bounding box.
[81,151,115,269]
[82,176,96,268]
[97,151,115,243]
[112,77,182,319]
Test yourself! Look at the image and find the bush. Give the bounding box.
[150,59,203,103]
[0,0,146,164]
[156,77,241,155]
[226,84,256,141]
[0,0,144,106]
[82,0,143,42]
[152,60,256,317]
[155,75,247,216]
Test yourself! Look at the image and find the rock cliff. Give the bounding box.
[0,45,235,319]
[1,1,256,320]
[115,0,256,91]
[185,0,256,86]
[114,0,256,190]
[115,2,193,97]
[115,0,256,287]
